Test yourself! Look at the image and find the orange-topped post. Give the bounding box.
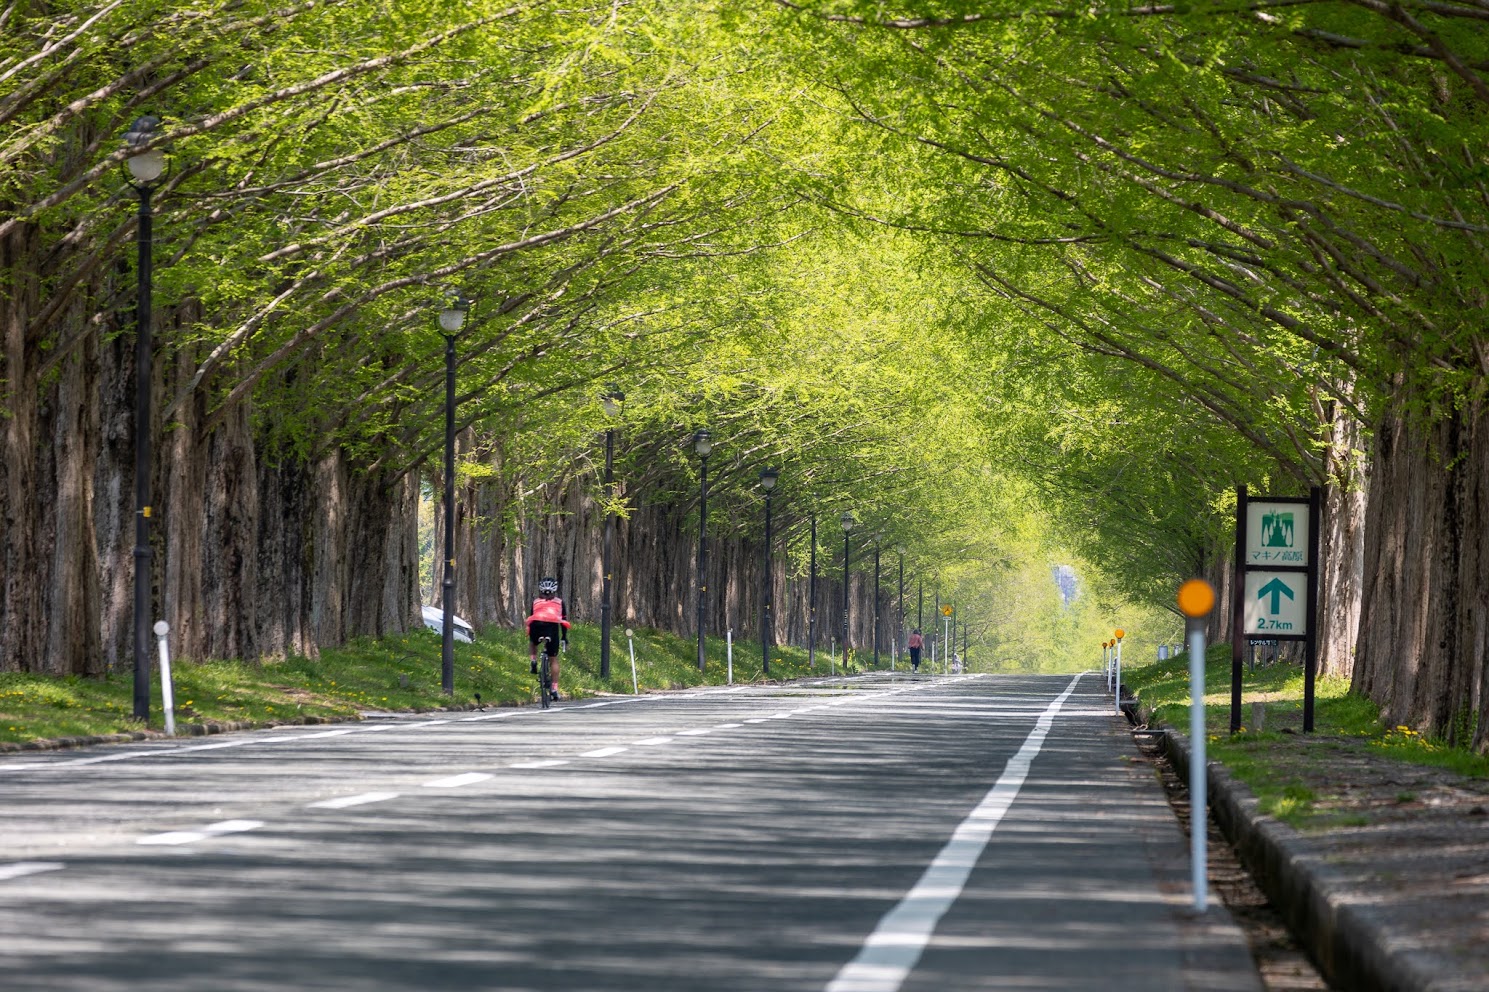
[1178,578,1216,912]
[1112,628,1126,715]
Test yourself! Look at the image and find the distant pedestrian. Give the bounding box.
[908,629,924,672]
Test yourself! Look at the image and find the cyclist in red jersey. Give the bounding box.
[527,577,570,701]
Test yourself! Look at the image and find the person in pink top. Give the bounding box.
[527,577,570,701]
[907,629,924,673]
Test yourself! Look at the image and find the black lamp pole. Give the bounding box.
[808,515,817,668]
[599,387,625,679]
[438,295,470,697]
[124,115,165,723]
[840,512,853,658]
[693,429,712,672]
[873,542,881,669]
[759,467,778,676]
[898,553,904,667]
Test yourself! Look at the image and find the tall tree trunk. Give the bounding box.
[1355,395,1489,750]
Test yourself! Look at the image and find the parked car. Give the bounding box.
[420,605,474,643]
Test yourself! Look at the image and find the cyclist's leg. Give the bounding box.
[546,634,561,698]
[528,625,541,673]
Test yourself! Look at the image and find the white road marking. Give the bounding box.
[399,720,451,729]
[459,712,513,722]
[713,723,744,730]
[632,737,673,746]
[308,792,400,809]
[138,819,264,847]
[579,746,629,758]
[743,718,770,724]
[826,673,1083,992]
[675,728,713,736]
[291,729,357,740]
[509,759,569,769]
[0,862,64,881]
[422,772,493,788]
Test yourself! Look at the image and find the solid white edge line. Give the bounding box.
[0,862,65,881]
[825,673,1084,992]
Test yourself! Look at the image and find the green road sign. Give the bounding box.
[1245,501,1309,567]
[1243,570,1308,636]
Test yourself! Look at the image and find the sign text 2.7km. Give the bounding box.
[1243,571,1308,634]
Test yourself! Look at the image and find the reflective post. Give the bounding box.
[626,628,638,694]
[1113,628,1126,715]
[1179,579,1216,913]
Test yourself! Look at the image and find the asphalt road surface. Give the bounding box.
[0,672,1261,991]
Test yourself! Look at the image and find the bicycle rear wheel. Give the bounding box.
[540,653,552,709]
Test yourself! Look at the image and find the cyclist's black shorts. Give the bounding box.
[529,621,563,656]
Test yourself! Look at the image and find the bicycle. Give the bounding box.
[535,635,555,709]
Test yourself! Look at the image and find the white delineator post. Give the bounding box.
[152,620,175,736]
[1113,630,1125,716]
[1178,579,1216,914]
[727,628,734,685]
[626,628,638,695]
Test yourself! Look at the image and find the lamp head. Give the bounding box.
[759,466,779,491]
[602,384,625,418]
[840,511,854,533]
[692,429,712,457]
[1114,628,1125,640]
[123,114,166,184]
[438,293,471,333]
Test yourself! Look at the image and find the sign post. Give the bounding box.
[1112,629,1125,715]
[1232,486,1321,732]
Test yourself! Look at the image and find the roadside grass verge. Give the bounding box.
[0,623,864,747]
[1124,645,1489,827]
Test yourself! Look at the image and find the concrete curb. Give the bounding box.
[1161,726,1442,992]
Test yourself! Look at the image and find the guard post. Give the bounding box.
[1178,578,1215,913]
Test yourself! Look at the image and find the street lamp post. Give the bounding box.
[840,512,854,659]
[873,541,881,669]
[808,515,817,668]
[693,429,712,672]
[599,386,625,679]
[759,467,779,676]
[438,294,470,697]
[124,115,166,723]
[898,553,905,669]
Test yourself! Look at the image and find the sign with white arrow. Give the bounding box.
[1243,570,1308,636]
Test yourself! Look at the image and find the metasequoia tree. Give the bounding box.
[770,1,1489,745]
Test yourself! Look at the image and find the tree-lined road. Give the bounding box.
[0,674,1259,990]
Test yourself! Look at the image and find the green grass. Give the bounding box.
[0,623,867,747]
[1122,644,1489,826]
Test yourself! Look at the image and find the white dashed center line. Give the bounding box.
[0,862,64,881]
[308,792,401,809]
[422,772,493,788]
[510,759,569,769]
[138,819,264,846]
[676,728,713,736]
[579,747,629,758]
[713,723,744,730]
[743,718,770,724]
[632,737,673,746]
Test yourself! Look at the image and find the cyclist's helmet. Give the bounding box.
[537,577,559,597]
